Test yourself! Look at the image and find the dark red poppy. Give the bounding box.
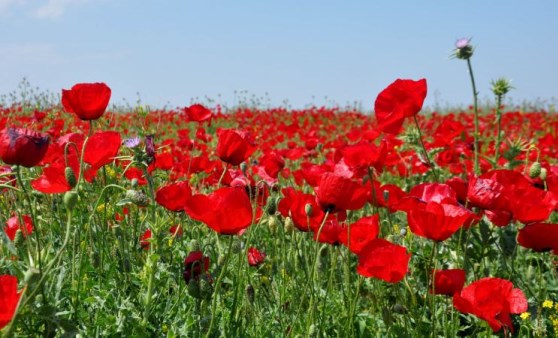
[374,78,427,134]
[185,104,212,122]
[0,275,21,330]
[407,202,475,241]
[62,82,111,121]
[247,247,266,267]
[216,128,256,166]
[338,215,379,255]
[169,224,183,237]
[155,181,192,212]
[183,251,210,284]
[4,215,33,241]
[432,269,466,296]
[517,223,558,252]
[315,172,368,212]
[0,127,49,167]
[184,187,254,235]
[356,238,411,283]
[453,277,527,333]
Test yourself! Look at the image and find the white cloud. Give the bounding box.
[0,0,26,14]
[33,0,90,19]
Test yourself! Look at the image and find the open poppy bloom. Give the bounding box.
[155,181,192,212]
[4,215,33,241]
[432,269,466,296]
[407,202,475,242]
[277,187,326,232]
[356,238,411,283]
[62,82,111,121]
[247,247,266,267]
[0,127,49,167]
[183,251,210,284]
[184,104,212,122]
[184,187,254,235]
[0,275,22,330]
[374,78,427,134]
[338,215,379,255]
[517,223,558,252]
[315,172,368,213]
[216,128,256,166]
[453,277,527,333]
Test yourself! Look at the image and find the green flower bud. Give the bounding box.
[266,196,277,215]
[14,229,24,246]
[529,162,541,178]
[305,203,313,217]
[65,167,77,188]
[284,217,294,233]
[189,239,201,252]
[491,78,513,97]
[540,167,548,181]
[268,216,279,233]
[63,191,78,211]
[187,279,201,299]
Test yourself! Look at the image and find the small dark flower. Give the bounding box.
[183,251,210,284]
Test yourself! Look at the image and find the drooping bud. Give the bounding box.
[266,196,277,215]
[187,279,201,299]
[540,167,547,181]
[189,239,201,252]
[245,284,255,304]
[529,162,542,178]
[65,167,77,188]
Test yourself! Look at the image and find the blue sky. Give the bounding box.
[1,0,557,110]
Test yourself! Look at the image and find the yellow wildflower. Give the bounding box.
[520,312,530,320]
[543,300,554,309]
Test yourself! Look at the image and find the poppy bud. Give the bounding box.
[266,196,277,215]
[268,216,278,233]
[284,217,294,233]
[529,162,541,178]
[199,276,213,299]
[540,167,547,181]
[0,127,49,167]
[125,190,149,207]
[63,191,78,211]
[131,178,138,188]
[305,203,313,217]
[65,167,77,188]
[187,279,201,299]
[240,162,248,175]
[189,239,200,252]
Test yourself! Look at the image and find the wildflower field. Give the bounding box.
[1,42,558,337]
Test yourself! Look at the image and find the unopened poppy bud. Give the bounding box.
[24,267,40,286]
[305,203,313,217]
[540,167,547,180]
[65,167,77,188]
[131,178,138,188]
[231,240,242,254]
[63,191,78,211]
[199,276,213,299]
[245,284,255,304]
[284,217,294,233]
[266,196,277,215]
[268,216,278,233]
[529,162,541,178]
[240,162,248,175]
[14,229,24,246]
[125,189,149,207]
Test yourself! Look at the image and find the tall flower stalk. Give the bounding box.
[454,38,480,174]
[491,78,513,165]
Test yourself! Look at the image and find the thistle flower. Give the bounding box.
[453,37,474,60]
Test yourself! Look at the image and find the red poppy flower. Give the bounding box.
[184,104,212,122]
[140,229,151,250]
[407,202,475,242]
[517,223,558,252]
[216,128,256,166]
[169,224,183,237]
[313,219,343,245]
[247,247,266,267]
[155,181,192,212]
[342,141,386,176]
[0,127,49,167]
[0,275,22,330]
[467,176,506,210]
[183,251,210,284]
[338,215,379,255]
[356,239,411,283]
[277,187,326,232]
[4,215,33,241]
[315,172,368,212]
[453,277,527,333]
[432,269,466,296]
[184,187,254,235]
[83,131,121,169]
[374,78,427,134]
[62,82,111,121]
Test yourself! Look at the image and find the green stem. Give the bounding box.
[466,58,480,175]
[493,94,504,166]
[413,115,438,180]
